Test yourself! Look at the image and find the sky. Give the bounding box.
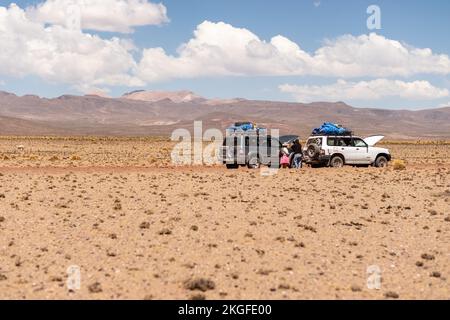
[1,0,450,109]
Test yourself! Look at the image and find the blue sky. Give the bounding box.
[1,0,450,109]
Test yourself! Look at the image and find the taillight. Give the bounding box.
[320,149,325,156]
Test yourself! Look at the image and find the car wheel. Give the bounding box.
[247,156,261,169]
[307,144,320,159]
[375,156,388,168]
[330,155,344,168]
[226,164,239,169]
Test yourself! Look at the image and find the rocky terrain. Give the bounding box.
[0,137,448,299]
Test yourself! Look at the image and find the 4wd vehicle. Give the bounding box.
[219,134,282,169]
[303,135,391,168]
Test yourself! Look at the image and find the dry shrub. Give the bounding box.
[49,155,59,161]
[393,159,406,170]
[71,155,81,161]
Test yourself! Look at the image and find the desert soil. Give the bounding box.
[0,137,449,300]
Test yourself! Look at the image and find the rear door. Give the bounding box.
[259,136,280,166]
[223,137,237,163]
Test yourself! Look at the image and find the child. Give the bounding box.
[280,147,290,168]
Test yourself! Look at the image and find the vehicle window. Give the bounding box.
[353,138,368,148]
[249,136,258,148]
[308,138,322,146]
[327,138,336,146]
[223,137,237,147]
[338,138,352,146]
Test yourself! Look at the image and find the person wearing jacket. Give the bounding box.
[290,139,303,169]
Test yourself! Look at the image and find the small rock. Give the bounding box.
[385,291,399,299]
[139,222,150,229]
[88,282,103,293]
[421,253,435,261]
[430,272,441,278]
[351,285,362,292]
[158,228,172,235]
[184,278,215,292]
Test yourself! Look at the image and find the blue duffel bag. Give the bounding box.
[312,122,350,135]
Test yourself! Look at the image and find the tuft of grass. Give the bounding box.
[71,155,81,161]
[49,155,59,161]
[393,159,406,170]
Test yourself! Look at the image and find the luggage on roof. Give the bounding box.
[229,122,255,131]
[226,122,267,136]
[312,122,352,136]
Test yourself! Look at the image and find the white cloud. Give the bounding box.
[26,0,168,33]
[1,7,450,100]
[279,79,450,102]
[0,3,143,93]
[137,21,450,82]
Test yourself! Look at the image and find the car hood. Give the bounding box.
[364,135,385,146]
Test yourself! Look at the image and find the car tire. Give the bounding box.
[330,155,344,168]
[307,144,320,159]
[375,156,388,168]
[226,164,239,169]
[247,156,261,169]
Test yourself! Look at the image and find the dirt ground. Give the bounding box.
[0,137,449,300]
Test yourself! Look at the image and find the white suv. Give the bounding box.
[303,135,391,168]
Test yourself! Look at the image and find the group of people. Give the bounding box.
[280,139,303,169]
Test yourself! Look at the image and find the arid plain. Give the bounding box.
[0,137,449,299]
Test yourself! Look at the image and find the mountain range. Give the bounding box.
[0,90,449,139]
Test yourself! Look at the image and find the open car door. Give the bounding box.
[363,135,385,147]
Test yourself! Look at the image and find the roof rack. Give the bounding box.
[310,132,353,137]
[226,127,268,137]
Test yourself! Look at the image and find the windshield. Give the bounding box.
[353,138,368,147]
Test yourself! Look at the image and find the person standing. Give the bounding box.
[290,139,303,169]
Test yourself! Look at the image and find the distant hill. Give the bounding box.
[0,90,449,139]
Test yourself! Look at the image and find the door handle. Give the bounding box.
[356,148,360,150]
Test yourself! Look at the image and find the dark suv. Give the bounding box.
[219,134,281,169]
